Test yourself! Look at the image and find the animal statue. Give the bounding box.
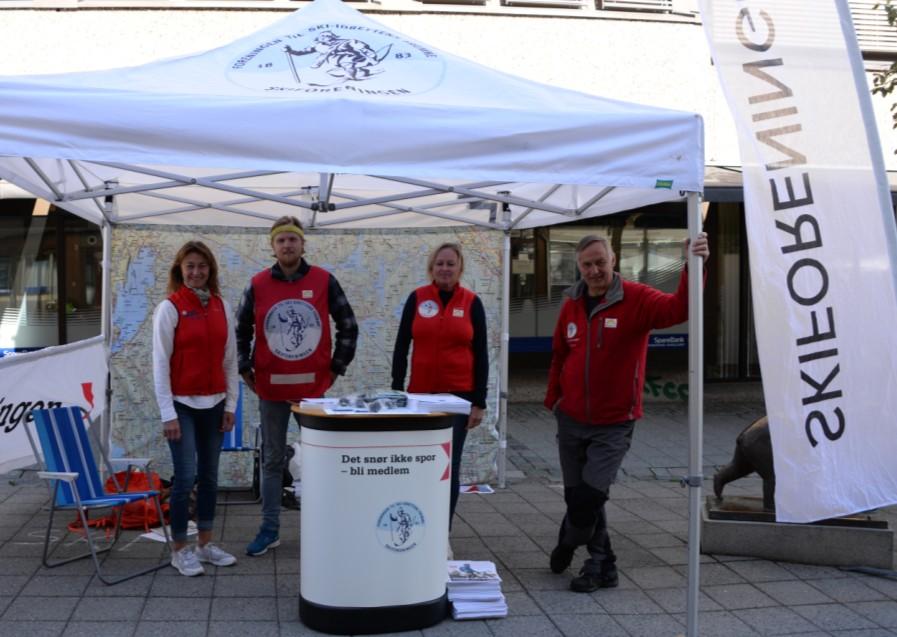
[713,416,775,511]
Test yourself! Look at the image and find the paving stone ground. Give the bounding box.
[3,382,897,636]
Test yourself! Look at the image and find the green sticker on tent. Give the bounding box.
[655,179,673,189]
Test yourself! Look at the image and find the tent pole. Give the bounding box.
[685,191,704,637]
[497,221,511,489]
[99,217,113,461]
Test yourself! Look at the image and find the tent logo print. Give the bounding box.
[264,299,323,361]
[229,25,445,95]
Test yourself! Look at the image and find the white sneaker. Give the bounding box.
[171,546,205,577]
[195,542,237,567]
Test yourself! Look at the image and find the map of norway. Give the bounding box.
[111,247,155,354]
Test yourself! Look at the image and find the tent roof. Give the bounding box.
[0,0,703,230]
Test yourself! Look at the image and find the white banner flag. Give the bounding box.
[698,0,897,521]
[0,336,107,474]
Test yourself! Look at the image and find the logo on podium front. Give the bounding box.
[377,502,425,552]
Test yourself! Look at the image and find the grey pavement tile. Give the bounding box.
[592,588,665,615]
[703,583,779,610]
[734,606,819,635]
[648,546,690,566]
[84,573,154,597]
[277,573,301,598]
[860,576,897,600]
[481,534,542,553]
[612,612,685,637]
[527,589,602,615]
[853,600,897,627]
[779,562,851,580]
[623,565,687,589]
[0,556,40,575]
[755,580,834,606]
[830,630,897,636]
[514,569,570,592]
[62,621,137,637]
[0,575,30,595]
[134,621,208,637]
[490,501,540,515]
[422,618,493,637]
[209,620,279,637]
[72,596,145,621]
[485,615,562,637]
[501,590,544,616]
[2,595,79,620]
[644,587,722,613]
[810,577,889,603]
[726,560,799,583]
[0,620,66,636]
[141,597,211,621]
[793,603,880,632]
[213,573,277,596]
[210,596,278,621]
[670,610,759,637]
[20,574,92,597]
[277,596,300,623]
[0,541,48,556]
[495,551,550,570]
[149,572,214,597]
[629,532,685,549]
[0,596,10,615]
[689,562,748,586]
[547,613,628,637]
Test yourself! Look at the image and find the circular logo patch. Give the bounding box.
[227,25,445,96]
[566,322,577,339]
[417,300,439,319]
[377,501,425,552]
[264,299,322,361]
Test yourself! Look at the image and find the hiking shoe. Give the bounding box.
[246,530,280,556]
[171,546,204,577]
[570,568,619,593]
[549,543,575,574]
[196,542,237,567]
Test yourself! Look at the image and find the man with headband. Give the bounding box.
[236,215,358,556]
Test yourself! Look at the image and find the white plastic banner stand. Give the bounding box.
[299,406,452,634]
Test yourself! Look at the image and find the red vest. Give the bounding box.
[252,266,332,401]
[408,283,475,394]
[168,287,228,396]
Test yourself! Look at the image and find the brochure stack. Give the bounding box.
[446,560,508,620]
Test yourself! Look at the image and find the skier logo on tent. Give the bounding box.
[284,31,391,86]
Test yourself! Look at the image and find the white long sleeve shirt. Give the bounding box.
[152,296,238,423]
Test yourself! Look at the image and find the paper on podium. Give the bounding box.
[300,393,470,416]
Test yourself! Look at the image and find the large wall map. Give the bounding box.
[110,225,503,487]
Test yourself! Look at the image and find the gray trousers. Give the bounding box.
[259,399,301,534]
[556,411,634,574]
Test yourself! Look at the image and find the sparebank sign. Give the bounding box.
[228,23,445,96]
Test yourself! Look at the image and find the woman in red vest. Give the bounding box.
[152,241,238,577]
[392,242,488,557]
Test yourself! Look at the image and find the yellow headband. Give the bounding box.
[270,224,305,240]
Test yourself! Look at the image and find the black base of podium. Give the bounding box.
[300,591,448,635]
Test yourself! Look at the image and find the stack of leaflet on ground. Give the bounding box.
[446,560,507,619]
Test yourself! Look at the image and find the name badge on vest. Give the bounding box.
[604,318,618,328]
[452,308,464,318]
[302,289,313,299]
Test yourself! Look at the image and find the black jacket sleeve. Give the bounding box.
[391,291,417,391]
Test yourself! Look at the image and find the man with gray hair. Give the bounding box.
[544,231,708,592]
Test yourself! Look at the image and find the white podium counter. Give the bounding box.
[297,405,452,634]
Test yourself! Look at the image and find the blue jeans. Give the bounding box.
[259,399,301,534]
[449,413,469,529]
[167,401,225,543]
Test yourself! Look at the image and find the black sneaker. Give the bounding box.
[549,543,575,574]
[570,568,618,593]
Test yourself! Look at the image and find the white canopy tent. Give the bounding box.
[0,0,706,632]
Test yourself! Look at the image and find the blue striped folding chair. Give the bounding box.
[27,406,173,585]
[219,382,261,505]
